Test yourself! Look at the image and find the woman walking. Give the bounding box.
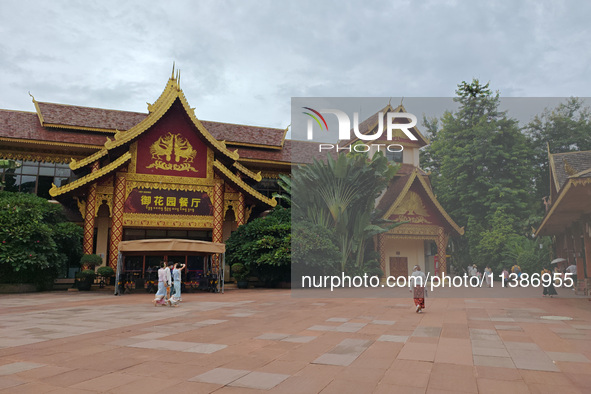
[409,265,427,313]
[171,262,186,303]
[542,267,558,297]
[153,261,171,306]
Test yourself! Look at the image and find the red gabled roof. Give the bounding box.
[0,109,106,146]
[36,102,147,131]
[34,101,288,148]
[202,120,286,149]
[237,140,337,165]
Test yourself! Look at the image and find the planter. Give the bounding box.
[237,280,249,289]
[77,279,93,291]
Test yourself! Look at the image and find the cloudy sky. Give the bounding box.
[1,0,589,132]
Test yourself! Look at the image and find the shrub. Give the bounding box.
[0,191,82,286]
[96,266,115,278]
[230,263,249,281]
[76,269,97,281]
[80,254,103,269]
[226,207,291,286]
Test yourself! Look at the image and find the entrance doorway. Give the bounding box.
[389,257,408,278]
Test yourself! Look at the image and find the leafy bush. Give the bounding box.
[230,263,249,281]
[0,191,83,286]
[226,207,291,286]
[76,269,97,281]
[80,254,103,268]
[291,220,340,277]
[96,266,115,278]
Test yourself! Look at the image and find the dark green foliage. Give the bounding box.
[96,266,115,278]
[226,207,291,285]
[291,220,341,276]
[76,269,97,280]
[291,152,400,273]
[504,236,552,274]
[230,263,249,281]
[80,254,103,268]
[0,191,83,286]
[421,79,535,270]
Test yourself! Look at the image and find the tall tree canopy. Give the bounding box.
[421,80,535,269]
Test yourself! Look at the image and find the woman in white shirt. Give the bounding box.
[409,265,427,313]
[153,261,171,306]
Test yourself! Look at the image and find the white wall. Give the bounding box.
[383,238,425,277]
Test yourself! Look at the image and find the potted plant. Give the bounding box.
[96,266,115,287]
[231,263,250,289]
[80,254,103,271]
[76,269,97,291]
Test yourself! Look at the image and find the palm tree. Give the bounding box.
[290,152,401,272]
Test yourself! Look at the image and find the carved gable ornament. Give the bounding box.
[391,190,431,224]
[147,132,198,173]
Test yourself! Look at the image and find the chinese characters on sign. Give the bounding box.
[124,188,213,216]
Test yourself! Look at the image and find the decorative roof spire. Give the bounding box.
[171,61,176,80]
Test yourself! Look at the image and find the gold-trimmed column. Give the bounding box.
[108,174,126,269]
[212,181,224,271]
[82,161,100,255]
[236,192,245,227]
[437,226,449,278]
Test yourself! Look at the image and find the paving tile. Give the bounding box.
[545,351,590,363]
[312,339,372,366]
[189,368,250,385]
[0,362,44,376]
[472,347,510,357]
[70,371,141,391]
[397,342,437,362]
[132,332,170,340]
[377,335,408,343]
[326,317,350,322]
[427,363,478,393]
[474,366,522,381]
[0,376,26,390]
[307,325,336,332]
[281,335,316,343]
[255,333,289,340]
[476,378,530,394]
[473,355,516,368]
[371,320,396,325]
[413,326,442,338]
[229,371,289,390]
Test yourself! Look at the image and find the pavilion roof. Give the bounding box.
[377,167,464,236]
[536,148,591,236]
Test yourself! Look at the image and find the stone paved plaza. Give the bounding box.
[0,287,590,393]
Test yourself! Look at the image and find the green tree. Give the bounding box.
[0,191,83,287]
[421,80,535,269]
[225,207,291,286]
[291,152,399,272]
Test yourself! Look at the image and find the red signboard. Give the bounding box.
[124,188,213,216]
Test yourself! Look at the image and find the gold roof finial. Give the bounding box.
[171,62,175,80]
[28,91,36,102]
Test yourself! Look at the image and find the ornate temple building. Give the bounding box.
[535,148,591,294]
[0,72,462,281]
[339,104,464,278]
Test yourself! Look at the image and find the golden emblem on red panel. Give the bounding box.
[147,132,198,172]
